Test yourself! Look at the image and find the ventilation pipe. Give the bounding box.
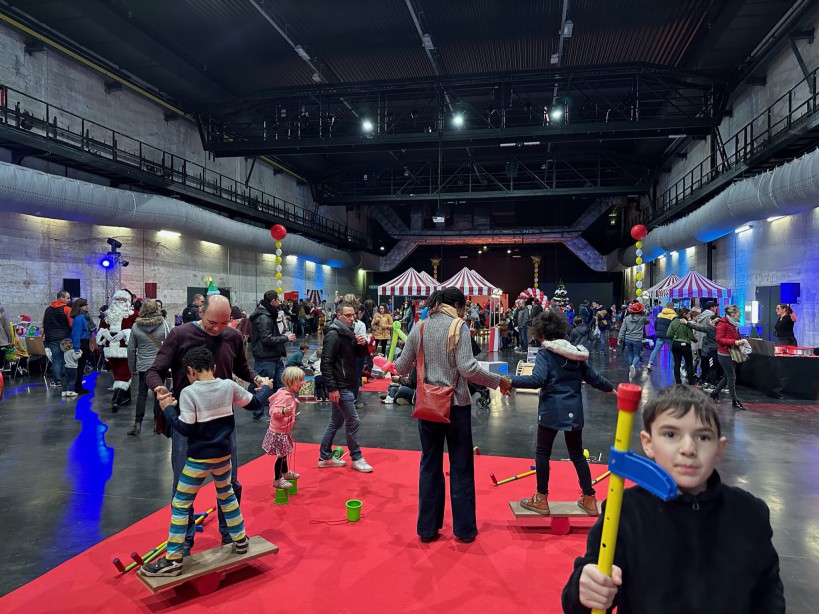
[616,147,819,267]
[0,161,391,269]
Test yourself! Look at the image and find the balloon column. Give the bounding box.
[630,224,648,301]
[430,256,440,280]
[531,256,541,289]
[270,224,287,296]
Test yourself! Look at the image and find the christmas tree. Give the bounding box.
[552,280,569,307]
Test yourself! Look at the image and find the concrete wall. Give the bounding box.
[0,23,354,230]
[0,212,363,321]
[623,206,818,347]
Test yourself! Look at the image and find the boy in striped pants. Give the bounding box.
[140,347,269,577]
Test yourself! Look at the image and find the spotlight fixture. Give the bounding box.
[452,113,465,128]
[507,249,511,254]
[121,260,129,268]
[379,246,385,251]
[106,237,122,251]
[362,119,374,133]
[550,107,564,120]
[101,257,113,269]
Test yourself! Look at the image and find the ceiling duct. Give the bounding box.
[616,147,819,267]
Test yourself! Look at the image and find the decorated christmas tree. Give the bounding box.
[552,280,569,307]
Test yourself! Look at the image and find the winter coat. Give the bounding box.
[42,300,73,342]
[569,324,593,350]
[321,319,368,392]
[267,388,298,434]
[695,309,716,345]
[595,309,611,331]
[71,312,91,349]
[510,339,613,430]
[181,302,201,323]
[618,314,649,343]
[653,307,678,339]
[249,301,289,361]
[687,320,718,355]
[715,317,741,356]
[127,314,167,373]
[371,312,394,340]
[667,317,697,344]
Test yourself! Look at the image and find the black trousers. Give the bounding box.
[135,370,161,423]
[671,341,695,385]
[535,425,594,496]
[714,354,739,400]
[74,339,91,392]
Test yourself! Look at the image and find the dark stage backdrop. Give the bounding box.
[372,245,621,307]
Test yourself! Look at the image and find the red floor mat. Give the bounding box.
[1,443,608,613]
[359,377,392,392]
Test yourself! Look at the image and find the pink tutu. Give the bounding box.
[262,431,294,457]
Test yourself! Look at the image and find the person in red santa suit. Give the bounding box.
[97,289,138,411]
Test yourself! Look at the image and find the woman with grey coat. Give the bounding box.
[126,299,167,435]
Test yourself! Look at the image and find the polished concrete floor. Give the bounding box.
[1,341,817,609]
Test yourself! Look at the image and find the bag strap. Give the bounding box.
[146,330,162,349]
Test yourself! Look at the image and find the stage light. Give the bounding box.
[452,113,465,128]
[379,246,385,251]
[121,260,129,268]
[507,249,511,254]
[550,107,564,120]
[362,119,374,133]
[101,257,113,269]
[106,237,122,251]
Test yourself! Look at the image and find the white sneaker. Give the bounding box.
[61,391,68,397]
[318,457,347,468]
[351,458,373,473]
[274,477,293,490]
[646,363,652,371]
[381,396,395,404]
[628,365,636,380]
[65,391,78,397]
[283,471,300,480]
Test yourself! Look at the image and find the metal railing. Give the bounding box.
[654,67,819,219]
[0,84,371,249]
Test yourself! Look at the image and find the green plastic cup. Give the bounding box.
[332,446,344,459]
[287,478,298,495]
[274,488,289,505]
[346,499,363,522]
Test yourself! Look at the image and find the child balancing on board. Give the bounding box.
[263,366,305,490]
[500,309,614,516]
[561,385,784,614]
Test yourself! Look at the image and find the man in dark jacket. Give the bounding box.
[181,294,204,323]
[42,290,73,386]
[249,290,296,420]
[317,302,372,473]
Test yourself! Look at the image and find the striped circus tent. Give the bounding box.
[417,270,442,290]
[644,273,679,298]
[305,289,323,304]
[667,271,731,299]
[441,267,498,295]
[517,287,549,307]
[378,268,437,296]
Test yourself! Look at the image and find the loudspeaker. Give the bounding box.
[780,283,800,304]
[63,278,81,299]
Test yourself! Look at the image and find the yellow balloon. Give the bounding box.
[276,256,282,264]
[636,241,643,249]
[533,283,538,288]
[635,257,643,265]
[636,273,643,281]
[275,241,282,249]
[636,288,643,296]
[276,272,282,279]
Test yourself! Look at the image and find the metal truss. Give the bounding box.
[199,64,727,158]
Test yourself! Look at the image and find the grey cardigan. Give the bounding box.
[618,314,649,343]
[127,315,167,373]
[395,311,501,406]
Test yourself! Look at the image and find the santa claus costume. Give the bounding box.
[97,290,138,411]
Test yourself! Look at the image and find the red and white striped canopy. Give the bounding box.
[645,274,680,298]
[305,289,323,305]
[378,268,437,296]
[667,271,731,299]
[417,270,442,290]
[441,267,498,295]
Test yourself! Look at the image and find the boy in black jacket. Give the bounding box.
[562,385,784,614]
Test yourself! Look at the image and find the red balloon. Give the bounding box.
[630,224,648,240]
[270,224,287,241]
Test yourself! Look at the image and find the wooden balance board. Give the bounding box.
[138,536,278,595]
[508,501,598,534]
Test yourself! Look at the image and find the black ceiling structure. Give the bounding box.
[0,0,810,256]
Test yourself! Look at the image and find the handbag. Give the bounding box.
[728,346,748,363]
[410,321,457,424]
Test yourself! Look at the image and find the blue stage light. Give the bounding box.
[101,257,112,269]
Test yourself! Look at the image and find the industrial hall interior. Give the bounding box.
[1,0,819,612]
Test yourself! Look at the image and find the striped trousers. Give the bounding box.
[166,455,246,560]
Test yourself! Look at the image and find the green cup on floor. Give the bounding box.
[274,488,289,505]
[332,446,344,458]
[287,478,298,495]
[346,499,363,522]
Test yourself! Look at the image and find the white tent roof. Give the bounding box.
[441,267,498,295]
[417,270,441,290]
[644,274,679,298]
[377,268,437,296]
[667,271,731,299]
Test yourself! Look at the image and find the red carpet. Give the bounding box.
[1,444,608,613]
[359,377,392,392]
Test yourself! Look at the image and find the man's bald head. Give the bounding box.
[200,295,231,336]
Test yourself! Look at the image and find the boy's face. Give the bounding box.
[640,407,727,495]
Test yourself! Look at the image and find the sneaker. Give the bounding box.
[234,536,249,555]
[50,381,61,387]
[381,396,395,404]
[283,471,300,480]
[577,494,599,516]
[318,457,347,468]
[628,365,636,380]
[520,492,550,515]
[351,458,373,473]
[274,477,293,490]
[646,363,652,371]
[139,556,183,577]
[61,391,68,397]
[64,391,78,398]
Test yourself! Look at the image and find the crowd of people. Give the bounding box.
[0,286,789,610]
